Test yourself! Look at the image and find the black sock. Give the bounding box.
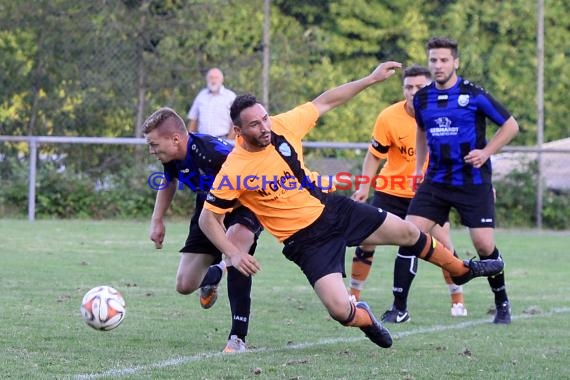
[198,265,223,288]
[227,266,252,341]
[392,253,418,311]
[398,231,428,257]
[479,247,508,306]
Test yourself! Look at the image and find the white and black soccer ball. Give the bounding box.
[80,285,126,331]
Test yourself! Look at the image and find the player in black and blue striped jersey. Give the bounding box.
[144,107,263,352]
[408,37,519,324]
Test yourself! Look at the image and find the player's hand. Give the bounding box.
[464,149,490,169]
[351,188,368,203]
[370,61,402,82]
[149,218,165,249]
[228,251,261,276]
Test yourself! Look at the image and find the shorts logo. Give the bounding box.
[206,193,216,202]
[481,218,493,223]
[278,142,291,157]
[458,94,470,107]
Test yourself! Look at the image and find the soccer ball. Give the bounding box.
[80,285,126,331]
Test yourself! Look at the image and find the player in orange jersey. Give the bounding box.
[198,61,503,348]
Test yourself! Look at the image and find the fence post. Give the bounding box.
[28,137,37,222]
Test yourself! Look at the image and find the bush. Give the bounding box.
[0,156,196,219]
[2,153,568,229]
[494,160,570,229]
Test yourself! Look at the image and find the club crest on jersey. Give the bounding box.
[458,94,470,107]
[278,142,291,157]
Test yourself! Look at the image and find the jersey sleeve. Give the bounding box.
[368,112,390,158]
[271,102,319,140]
[477,91,511,127]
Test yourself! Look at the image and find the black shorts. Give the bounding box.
[180,197,263,258]
[407,181,495,228]
[371,191,411,220]
[282,193,388,286]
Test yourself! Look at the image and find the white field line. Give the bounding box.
[73,307,570,379]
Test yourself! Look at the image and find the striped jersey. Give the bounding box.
[413,76,511,186]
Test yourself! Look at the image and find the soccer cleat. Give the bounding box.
[381,307,410,324]
[199,285,218,309]
[356,302,393,348]
[451,303,468,317]
[451,259,504,285]
[493,301,512,324]
[223,335,247,353]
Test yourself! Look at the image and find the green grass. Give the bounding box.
[1,219,569,379]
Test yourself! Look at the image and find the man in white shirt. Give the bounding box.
[187,68,237,139]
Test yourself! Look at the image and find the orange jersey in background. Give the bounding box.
[368,100,428,198]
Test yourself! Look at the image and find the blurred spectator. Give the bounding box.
[187,68,236,140]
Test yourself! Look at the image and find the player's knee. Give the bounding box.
[473,242,495,257]
[175,277,198,295]
[176,284,192,295]
[327,301,350,323]
[401,220,421,245]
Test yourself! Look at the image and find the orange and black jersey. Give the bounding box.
[368,100,427,198]
[204,102,327,242]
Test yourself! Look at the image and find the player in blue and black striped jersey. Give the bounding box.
[407,37,519,324]
[143,107,263,352]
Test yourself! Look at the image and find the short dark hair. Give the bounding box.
[403,64,431,80]
[142,107,187,135]
[426,37,459,58]
[230,94,258,127]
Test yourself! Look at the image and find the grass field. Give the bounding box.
[1,219,569,379]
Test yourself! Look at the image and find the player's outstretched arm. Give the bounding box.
[199,208,261,276]
[149,178,177,249]
[312,61,401,116]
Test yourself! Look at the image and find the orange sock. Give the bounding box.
[343,303,373,328]
[451,292,465,304]
[418,233,469,277]
[350,248,375,301]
